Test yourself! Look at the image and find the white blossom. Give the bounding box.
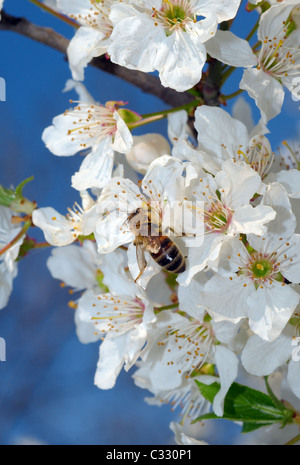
[95,155,197,286]
[135,277,239,416]
[200,183,300,342]
[57,0,115,81]
[174,105,273,177]
[42,97,133,190]
[75,275,156,389]
[206,1,300,123]
[107,0,242,92]
[32,191,97,246]
[178,158,276,286]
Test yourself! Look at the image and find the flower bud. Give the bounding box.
[125,134,171,174]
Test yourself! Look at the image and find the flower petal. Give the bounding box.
[240,68,284,124]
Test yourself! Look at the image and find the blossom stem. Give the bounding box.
[33,241,52,249]
[222,88,244,100]
[252,40,261,52]
[138,98,202,124]
[221,66,236,84]
[128,114,166,130]
[0,219,32,256]
[245,20,259,43]
[27,0,79,29]
[154,302,179,313]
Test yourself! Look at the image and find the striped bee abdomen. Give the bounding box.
[150,236,186,274]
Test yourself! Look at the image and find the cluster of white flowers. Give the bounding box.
[2,0,300,445]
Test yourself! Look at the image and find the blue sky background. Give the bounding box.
[0,0,299,445]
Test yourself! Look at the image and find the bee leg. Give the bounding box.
[134,267,146,283]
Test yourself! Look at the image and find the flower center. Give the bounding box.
[237,135,274,178]
[66,202,86,238]
[91,295,145,335]
[205,202,232,234]
[257,18,300,80]
[159,319,214,377]
[238,250,282,288]
[251,259,273,279]
[65,101,118,148]
[152,0,196,35]
[280,140,300,170]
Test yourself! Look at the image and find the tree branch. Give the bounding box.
[0,10,194,108]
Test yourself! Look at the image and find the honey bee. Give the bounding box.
[127,207,186,281]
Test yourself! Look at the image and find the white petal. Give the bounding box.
[67,26,107,81]
[247,283,300,341]
[178,275,207,319]
[177,234,223,286]
[63,79,96,104]
[112,111,133,153]
[156,30,206,92]
[216,159,264,209]
[240,68,284,123]
[170,422,209,445]
[260,182,296,240]
[42,112,84,156]
[213,345,238,417]
[195,0,242,22]
[32,207,75,246]
[143,155,197,202]
[0,262,16,310]
[75,291,103,344]
[241,330,294,376]
[71,139,114,191]
[201,274,249,322]
[108,7,164,72]
[266,169,300,199]
[231,204,276,235]
[94,335,129,389]
[58,0,93,17]
[287,360,300,399]
[206,30,256,68]
[46,243,97,290]
[95,178,142,252]
[167,110,189,145]
[258,1,300,42]
[194,106,249,173]
[280,234,300,284]
[101,249,136,297]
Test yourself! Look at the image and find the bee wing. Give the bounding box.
[136,241,147,277]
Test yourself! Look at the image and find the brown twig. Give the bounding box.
[0,10,195,108]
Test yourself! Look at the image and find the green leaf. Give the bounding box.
[0,177,36,214]
[195,381,220,404]
[194,381,295,432]
[242,422,271,434]
[15,176,34,198]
